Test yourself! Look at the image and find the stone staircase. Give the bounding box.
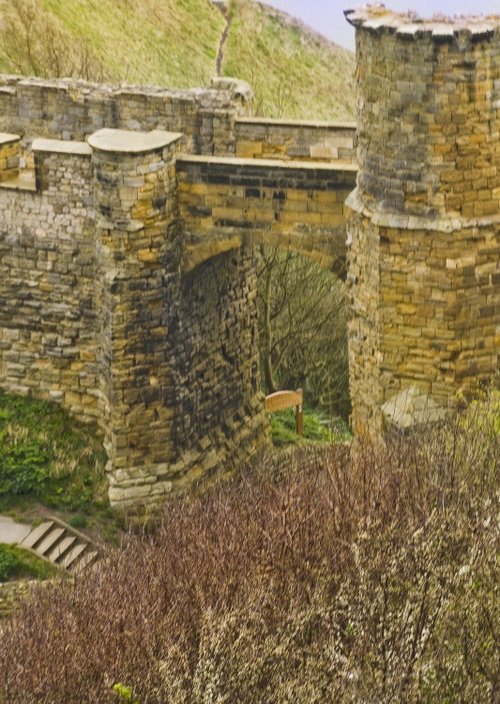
[19,517,100,573]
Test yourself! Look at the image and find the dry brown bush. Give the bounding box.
[0,402,498,703]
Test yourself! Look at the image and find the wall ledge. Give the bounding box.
[346,188,500,232]
[236,117,356,130]
[177,153,358,173]
[87,128,183,154]
[32,138,92,156]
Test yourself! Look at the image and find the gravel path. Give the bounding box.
[0,515,31,545]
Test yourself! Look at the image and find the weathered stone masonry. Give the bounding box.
[345,7,500,432]
[1,6,500,507]
[0,74,252,155]
[235,117,356,163]
[1,76,352,508]
[0,139,98,420]
[0,124,271,508]
[177,155,356,271]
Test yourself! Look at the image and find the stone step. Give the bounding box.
[60,543,87,570]
[19,521,54,550]
[36,527,66,557]
[70,549,99,574]
[19,517,101,574]
[47,535,77,563]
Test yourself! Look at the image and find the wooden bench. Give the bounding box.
[265,388,304,436]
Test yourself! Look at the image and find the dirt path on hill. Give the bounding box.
[213,1,232,77]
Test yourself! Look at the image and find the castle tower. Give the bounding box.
[345,6,500,431]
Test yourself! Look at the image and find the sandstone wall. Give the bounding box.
[89,129,184,507]
[0,74,251,156]
[0,133,20,183]
[346,7,500,431]
[170,248,269,494]
[177,154,356,271]
[0,127,271,509]
[235,117,356,163]
[0,140,100,422]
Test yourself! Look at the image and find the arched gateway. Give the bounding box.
[0,7,499,508]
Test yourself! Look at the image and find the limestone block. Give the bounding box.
[381,387,447,431]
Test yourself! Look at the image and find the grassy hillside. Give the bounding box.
[0,0,224,88]
[0,0,355,120]
[224,0,355,120]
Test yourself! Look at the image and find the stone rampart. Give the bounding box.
[1,27,499,507]
[0,138,100,422]
[235,117,356,162]
[345,6,500,431]
[0,74,251,156]
[177,155,356,271]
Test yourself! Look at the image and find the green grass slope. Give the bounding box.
[0,391,107,517]
[0,0,354,120]
[223,0,355,120]
[0,0,224,88]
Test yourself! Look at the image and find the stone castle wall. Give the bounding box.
[235,117,356,162]
[177,155,356,271]
[345,7,500,431]
[0,69,357,508]
[0,74,251,156]
[0,140,100,422]
[2,16,500,506]
[0,126,269,508]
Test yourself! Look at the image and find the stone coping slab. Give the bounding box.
[236,117,356,130]
[87,128,183,154]
[0,73,237,101]
[0,132,20,146]
[32,138,92,156]
[178,153,358,173]
[345,4,500,40]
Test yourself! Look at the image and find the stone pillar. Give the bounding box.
[345,7,500,432]
[88,128,183,508]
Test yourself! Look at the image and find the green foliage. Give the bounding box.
[270,407,350,447]
[258,249,351,420]
[68,512,88,529]
[113,683,140,703]
[0,543,58,582]
[0,391,107,514]
[0,544,17,581]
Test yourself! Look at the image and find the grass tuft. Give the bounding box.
[0,543,58,582]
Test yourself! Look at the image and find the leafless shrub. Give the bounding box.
[0,0,104,80]
[0,401,498,703]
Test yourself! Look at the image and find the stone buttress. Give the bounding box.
[90,129,183,506]
[88,129,269,508]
